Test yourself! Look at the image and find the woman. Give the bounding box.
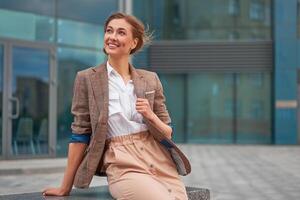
[42,12,191,200]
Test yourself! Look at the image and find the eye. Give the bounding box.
[106,28,113,33]
[119,31,126,36]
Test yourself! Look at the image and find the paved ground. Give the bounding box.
[0,145,300,200]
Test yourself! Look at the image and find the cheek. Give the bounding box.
[103,36,108,45]
[120,38,133,48]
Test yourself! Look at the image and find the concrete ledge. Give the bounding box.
[0,186,210,200]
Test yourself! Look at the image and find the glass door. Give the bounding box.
[0,43,3,157]
[1,39,56,159]
[298,70,300,144]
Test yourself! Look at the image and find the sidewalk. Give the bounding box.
[1,145,300,200]
[0,158,66,176]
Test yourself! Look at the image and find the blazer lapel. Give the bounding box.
[130,64,146,98]
[89,63,108,122]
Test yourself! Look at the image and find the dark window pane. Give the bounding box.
[56,0,118,48]
[159,74,185,143]
[133,0,271,41]
[297,0,300,38]
[57,0,118,24]
[0,9,55,42]
[187,73,235,143]
[0,0,54,16]
[56,47,104,156]
[0,45,3,155]
[57,19,103,49]
[236,72,271,143]
[12,47,50,155]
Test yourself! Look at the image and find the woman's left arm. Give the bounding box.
[136,73,172,139]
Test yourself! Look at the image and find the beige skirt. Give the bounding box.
[102,130,188,200]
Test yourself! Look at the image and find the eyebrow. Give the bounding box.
[107,26,127,32]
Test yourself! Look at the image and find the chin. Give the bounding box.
[107,51,128,58]
[107,52,120,57]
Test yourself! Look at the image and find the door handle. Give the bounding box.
[9,97,20,119]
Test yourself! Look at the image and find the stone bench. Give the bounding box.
[0,186,210,200]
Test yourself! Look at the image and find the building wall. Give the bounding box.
[133,0,274,144]
[273,0,298,144]
[0,0,299,159]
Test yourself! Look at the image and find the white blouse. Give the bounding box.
[106,61,148,138]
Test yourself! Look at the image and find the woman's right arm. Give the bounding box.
[42,143,87,196]
[43,72,92,196]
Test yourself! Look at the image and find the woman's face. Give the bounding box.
[104,18,138,57]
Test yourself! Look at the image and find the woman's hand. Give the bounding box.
[42,187,70,196]
[136,98,155,120]
[136,97,172,139]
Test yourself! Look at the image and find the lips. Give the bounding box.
[106,42,120,49]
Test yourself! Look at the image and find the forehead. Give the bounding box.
[107,18,132,31]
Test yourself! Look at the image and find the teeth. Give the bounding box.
[108,43,118,48]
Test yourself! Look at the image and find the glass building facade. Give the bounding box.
[133,0,272,144]
[0,0,298,159]
[133,0,271,41]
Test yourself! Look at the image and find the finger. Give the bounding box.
[43,189,58,196]
[136,98,147,101]
[136,108,146,112]
[136,105,147,110]
[136,108,143,112]
[136,101,146,105]
[135,101,144,104]
[42,188,50,194]
[136,105,147,109]
[136,100,149,105]
[43,189,52,196]
[44,191,56,196]
[135,104,148,108]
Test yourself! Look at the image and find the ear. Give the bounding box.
[131,38,138,49]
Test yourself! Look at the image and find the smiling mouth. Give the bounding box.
[107,43,120,48]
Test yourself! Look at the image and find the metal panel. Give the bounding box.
[149,41,273,72]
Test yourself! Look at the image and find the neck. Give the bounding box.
[108,55,131,77]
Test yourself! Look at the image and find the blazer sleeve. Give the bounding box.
[153,73,172,125]
[70,72,92,135]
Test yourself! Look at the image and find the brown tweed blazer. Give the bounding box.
[71,62,190,189]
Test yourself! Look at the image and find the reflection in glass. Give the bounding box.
[0,0,54,16]
[236,72,271,143]
[133,0,271,41]
[57,0,118,24]
[57,47,104,156]
[0,9,55,42]
[298,0,300,37]
[12,47,50,155]
[0,45,3,155]
[159,74,185,142]
[182,72,271,143]
[187,73,235,143]
[57,19,103,49]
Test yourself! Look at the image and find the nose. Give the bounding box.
[108,32,117,41]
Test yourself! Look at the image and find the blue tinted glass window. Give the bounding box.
[56,47,104,156]
[0,0,54,16]
[0,9,55,42]
[133,0,271,41]
[57,0,118,24]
